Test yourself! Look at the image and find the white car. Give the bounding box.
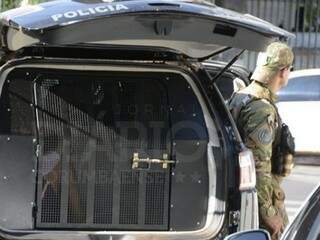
[277,69,320,155]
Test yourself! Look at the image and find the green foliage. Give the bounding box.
[214,0,224,6]
[304,1,320,32]
[2,0,21,11]
[28,0,43,4]
[1,0,44,11]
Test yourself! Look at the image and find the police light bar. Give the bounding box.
[238,148,256,191]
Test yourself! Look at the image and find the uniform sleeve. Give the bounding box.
[238,100,278,219]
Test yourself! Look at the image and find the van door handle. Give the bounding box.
[148,3,180,7]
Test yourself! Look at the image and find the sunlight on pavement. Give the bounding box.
[283,165,320,222]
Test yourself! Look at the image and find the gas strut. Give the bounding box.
[210,49,245,83]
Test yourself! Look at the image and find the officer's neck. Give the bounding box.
[267,76,284,94]
[266,80,280,94]
[254,80,278,95]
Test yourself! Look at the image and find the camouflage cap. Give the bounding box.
[251,42,294,83]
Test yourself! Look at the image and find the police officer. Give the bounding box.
[229,42,294,240]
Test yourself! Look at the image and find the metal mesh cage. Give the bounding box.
[93,122,114,225]
[35,75,171,230]
[145,172,167,225]
[119,171,140,225]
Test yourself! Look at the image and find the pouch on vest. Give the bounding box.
[271,123,295,176]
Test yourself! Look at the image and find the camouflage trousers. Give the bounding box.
[259,175,289,240]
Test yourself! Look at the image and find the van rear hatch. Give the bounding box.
[0,0,294,58]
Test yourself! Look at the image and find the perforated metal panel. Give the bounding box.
[93,122,114,225]
[35,74,171,230]
[37,85,63,224]
[119,171,140,225]
[67,105,90,224]
[145,172,167,225]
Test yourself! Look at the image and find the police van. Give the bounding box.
[0,0,293,239]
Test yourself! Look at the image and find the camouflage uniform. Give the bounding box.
[229,42,294,240]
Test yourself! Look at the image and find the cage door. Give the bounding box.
[34,75,172,230]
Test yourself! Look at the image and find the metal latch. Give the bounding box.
[132,153,175,169]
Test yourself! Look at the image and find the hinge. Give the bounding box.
[229,210,240,227]
[35,144,41,157]
[176,55,200,71]
[32,205,38,219]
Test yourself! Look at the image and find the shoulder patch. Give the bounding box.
[257,127,273,145]
[248,122,274,146]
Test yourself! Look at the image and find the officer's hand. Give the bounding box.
[263,215,284,238]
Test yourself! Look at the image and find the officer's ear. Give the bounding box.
[278,68,287,79]
[280,66,291,76]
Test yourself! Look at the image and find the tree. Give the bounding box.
[1,0,44,11]
[2,0,21,11]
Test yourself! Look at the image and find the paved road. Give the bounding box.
[282,165,320,222]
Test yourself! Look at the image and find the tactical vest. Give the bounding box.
[228,92,294,176]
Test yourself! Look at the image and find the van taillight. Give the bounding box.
[238,148,256,191]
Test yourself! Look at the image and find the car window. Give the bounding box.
[283,187,320,240]
[278,75,320,102]
[293,197,320,240]
[206,70,246,100]
[215,74,235,100]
